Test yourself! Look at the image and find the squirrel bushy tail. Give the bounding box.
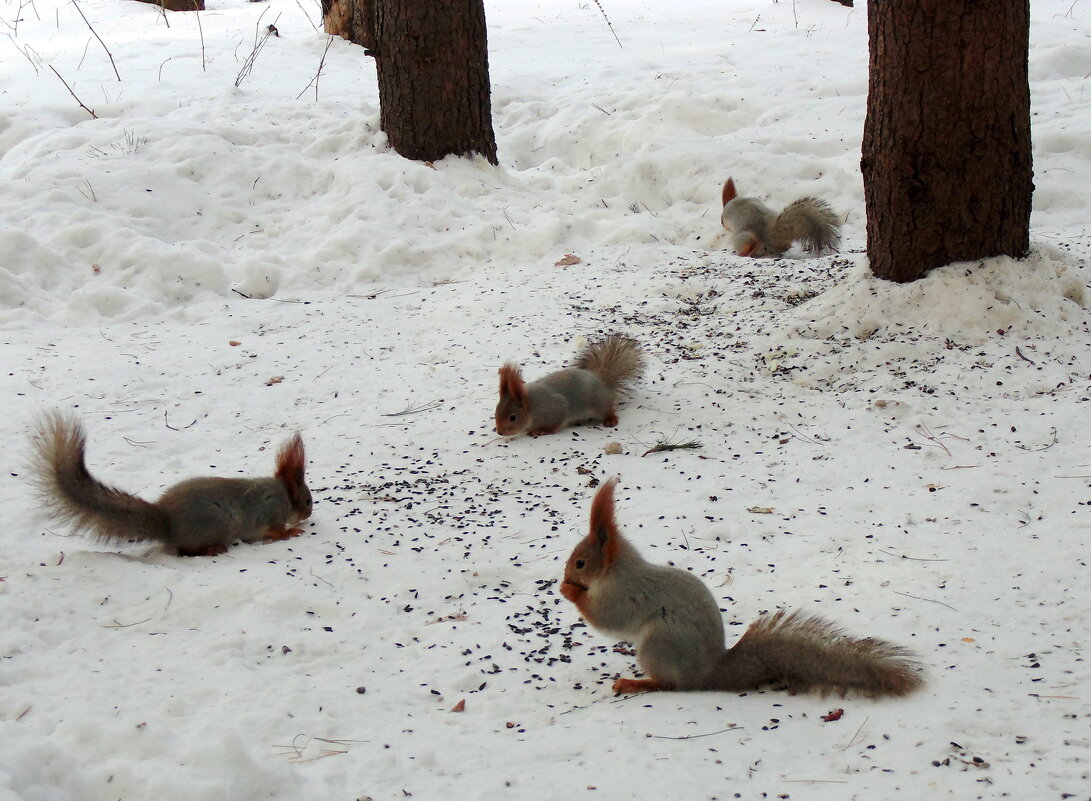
[573,335,643,393]
[765,197,841,255]
[714,609,923,696]
[31,413,171,543]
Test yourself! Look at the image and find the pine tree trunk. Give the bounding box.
[861,0,1033,283]
[322,0,374,50]
[372,0,497,165]
[131,0,204,11]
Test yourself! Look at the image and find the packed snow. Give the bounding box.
[1,0,1089,799]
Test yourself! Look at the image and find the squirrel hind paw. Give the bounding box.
[264,526,304,543]
[612,677,664,695]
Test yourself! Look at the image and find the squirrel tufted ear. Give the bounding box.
[275,433,307,500]
[722,177,738,207]
[589,477,622,565]
[498,363,529,408]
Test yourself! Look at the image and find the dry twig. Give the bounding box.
[48,65,97,117]
[194,3,206,71]
[71,0,120,80]
[297,35,334,100]
[591,0,622,48]
[235,11,279,88]
[382,399,442,417]
[641,436,702,457]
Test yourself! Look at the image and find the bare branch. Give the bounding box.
[48,65,97,118]
[194,2,205,71]
[297,35,334,100]
[71,0,120,81]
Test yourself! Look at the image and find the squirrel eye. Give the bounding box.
[509,414,517,422]
[575,559,586,569]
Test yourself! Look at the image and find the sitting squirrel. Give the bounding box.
[31,413,312,557]
[495,335,643,437]
[561,479,923,696]
[720,177,841,257]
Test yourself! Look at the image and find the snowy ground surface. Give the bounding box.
[1,1,1089,799]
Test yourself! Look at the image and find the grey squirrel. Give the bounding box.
[720,177,841,257]
[561,478,924,696]
[31,413,312,557]
[495,335,643,437]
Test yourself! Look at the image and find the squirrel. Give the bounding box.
[495,335,643,437]
[560,478,924,697]
[30,412,313,557]
[720,177,841,257]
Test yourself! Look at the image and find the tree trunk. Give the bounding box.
[131,0,204,10]
[323,0,374,50]
[372,0,497,165]
[861,0,1032,283]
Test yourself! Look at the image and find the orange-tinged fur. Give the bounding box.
[720,176,841,257]
[498,363,528,408]
[721,177,738,207]
[274,433,310,514]
[562,479,924,698]
[494,336,642,437]
[31,412,313,556]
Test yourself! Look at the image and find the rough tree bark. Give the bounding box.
[131,0,204,10]
[372,0,497,165]
[861,0,1032,283]
[322,0,374,50]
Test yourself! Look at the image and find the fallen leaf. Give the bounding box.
[229,340,242,347]
[555,253,581,267]
[747,506,775,514]
[450,699,466,713]
[821,708,844,722]
[266,376,285,386]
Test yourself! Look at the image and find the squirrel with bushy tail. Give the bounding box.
[30,412,312,557]
[561,478,924,697]
[720,177,841,257]
[495,335,643,437]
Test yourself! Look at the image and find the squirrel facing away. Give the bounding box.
[495,335,643,437]
[31,413,313,557]
[561,479,923,697]
[720,177,841,257]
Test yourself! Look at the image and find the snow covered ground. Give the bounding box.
[1,0,1088,799]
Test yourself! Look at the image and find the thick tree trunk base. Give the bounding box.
[131,0,205,11]
[861,0,1032,283]
[373,0,498,165]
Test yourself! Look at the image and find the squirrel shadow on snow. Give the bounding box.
[561,478,924,697]
[30,412,312,557]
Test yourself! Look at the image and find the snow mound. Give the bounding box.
[787,250,1087,344]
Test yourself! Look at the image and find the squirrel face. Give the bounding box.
[560,478,621,621]
[290,483,314,522]
[560,537,602,621]
[494,396,530,436]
